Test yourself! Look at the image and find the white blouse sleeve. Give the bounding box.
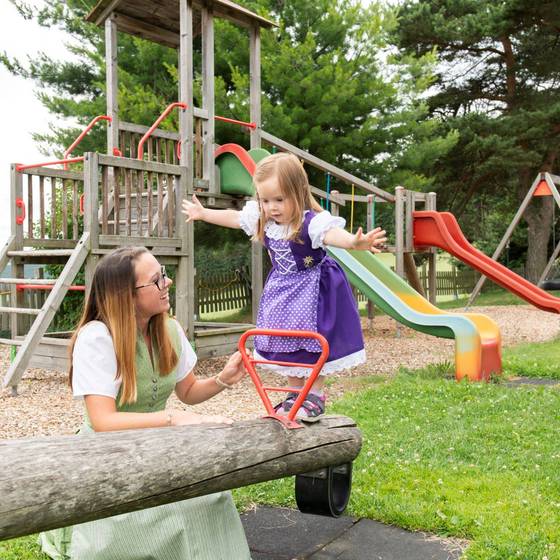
[71,321,120,399]
[308,210,346,249]
[173,320,198,383]
[238,200,260,236]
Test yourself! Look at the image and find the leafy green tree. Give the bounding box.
[3,0,454,242]
[396,0,560,281]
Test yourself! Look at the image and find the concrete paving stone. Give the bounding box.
[241,506,464,560]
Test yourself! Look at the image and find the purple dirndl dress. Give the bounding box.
[240,202,365,377]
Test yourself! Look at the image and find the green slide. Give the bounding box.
[327,247,501,381]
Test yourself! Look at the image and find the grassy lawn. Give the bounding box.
[233,367,560,559]
[3,322,559,559]
[438,287,560,310]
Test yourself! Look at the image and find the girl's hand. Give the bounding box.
[182,194,206,223]
[171,410,233,426]
[351,227,387,252]
[217,351,247,387]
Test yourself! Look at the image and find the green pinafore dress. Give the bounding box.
[40,323,251,560]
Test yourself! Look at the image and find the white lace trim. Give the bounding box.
[238,201,345,245]
[270,244,298,274]
[253,348,366,378]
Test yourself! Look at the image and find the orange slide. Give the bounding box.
[413,211,560,314]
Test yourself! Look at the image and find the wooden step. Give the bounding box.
[0,306,41,315]
[0,278,57,285]
[8,250,74,257]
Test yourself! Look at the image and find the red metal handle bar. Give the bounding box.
[15,198,25,225]
[79,194,84,216]
[16,284,85,291]
[137,102,188,160]
[64,115,112,170]
[215,115,256,130]
[15,157,85,172]
[238,329,329,428]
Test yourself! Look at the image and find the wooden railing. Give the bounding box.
[95,154,185,243]
[16,168,84,245]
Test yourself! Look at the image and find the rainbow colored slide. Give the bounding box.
[328,248,502,381]
[413,211,560,314]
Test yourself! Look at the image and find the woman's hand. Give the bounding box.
[171,410,233,426]
[182,194,206,223]
[351,226,387,253]
[217,351,247,387]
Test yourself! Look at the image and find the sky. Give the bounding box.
[0,0,77,245]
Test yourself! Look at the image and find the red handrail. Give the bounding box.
[15,157,85,172]
[137,102,187,160]
[238,329,329,429]
[64,115,112,170]
[16,284,85,291]
[215,115,256,130]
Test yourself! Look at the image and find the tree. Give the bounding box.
[396,0,560,281]
[3,0,455,241]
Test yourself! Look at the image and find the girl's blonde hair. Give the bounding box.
[253,152,323,242]
[68,246,178,405]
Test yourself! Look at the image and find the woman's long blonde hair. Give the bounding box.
[68,247,178,405]
[253,152,323,242]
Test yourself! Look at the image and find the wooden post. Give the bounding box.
[0,416,361,541]
[178,0,195,339]
[201,5,216,193]
[426,192,437,304]
[366,194,375,329]
[84,153,99,297]
[105,17,119,154]
[250,24,263,323]
[394,187,405,279]
[10,165,24,342]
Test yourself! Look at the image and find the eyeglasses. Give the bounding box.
[135,266,167,291]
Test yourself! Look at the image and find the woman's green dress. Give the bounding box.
[40,324,251,560]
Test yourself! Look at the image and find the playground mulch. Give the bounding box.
[1,304,559,440]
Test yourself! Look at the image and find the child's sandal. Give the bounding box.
[296,393,326,420]
[273,391,298,415]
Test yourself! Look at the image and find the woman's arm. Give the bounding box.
[175,351,246,405]
[323,226,387,252]
[84,395,232,431]
[182,194,241,229]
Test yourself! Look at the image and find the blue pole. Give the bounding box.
[326,172,331,212]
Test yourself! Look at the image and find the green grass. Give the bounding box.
[4,338,560,559]
[438,288,560,310]
[503,337,560,379]
[232,368,560,560]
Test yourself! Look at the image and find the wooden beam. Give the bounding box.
[260,131,394,202]
[201,4,216,193]
[249,25,261,150]
[0,415,361,541]
[105,17,119,154]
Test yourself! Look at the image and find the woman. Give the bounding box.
[40,246,251,559]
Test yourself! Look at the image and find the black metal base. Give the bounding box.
[295,462,352,518]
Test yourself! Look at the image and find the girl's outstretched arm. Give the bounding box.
[182,193,241,229]
[323,226,387,252]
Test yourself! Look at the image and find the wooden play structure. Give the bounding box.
[3,0,447,393]
[468,171,560,304]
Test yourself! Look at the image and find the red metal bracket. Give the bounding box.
[15,198,26,225]
[238,329,329,429]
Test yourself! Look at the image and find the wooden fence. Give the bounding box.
[0,266,484,329]
[195,265,251,315]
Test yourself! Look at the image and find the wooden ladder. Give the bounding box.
[1,232,90,395]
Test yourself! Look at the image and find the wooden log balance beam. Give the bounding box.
[0,415,361,541]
